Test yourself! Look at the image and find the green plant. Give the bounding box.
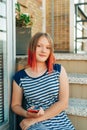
[15,2,33,27]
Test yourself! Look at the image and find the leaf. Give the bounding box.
[15,2,20,13]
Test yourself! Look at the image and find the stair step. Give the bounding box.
[68,73,87,99]
[66,98,87,117]
[55,53,87,73]
[68,73,87,84]
[55,53,87,60]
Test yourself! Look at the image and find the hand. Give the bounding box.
[27,107,44,118]
[20,118,35,130]
[37,107,44,116]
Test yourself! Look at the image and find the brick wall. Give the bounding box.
[17,0,74,52]
[46,0,52,35]
[46,0,70,52]
[18,0,43,36]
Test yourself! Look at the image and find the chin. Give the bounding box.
[37,58,48,62]
[37,59,47,63]
[38,60,46,63]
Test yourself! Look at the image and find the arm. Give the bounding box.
[11,80,44,118]
[20,66,69,129]
[11,80,27,117]
[37,66,69,121]
[11,81,26,117]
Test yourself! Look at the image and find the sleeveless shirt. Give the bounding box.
[13,64,75,130]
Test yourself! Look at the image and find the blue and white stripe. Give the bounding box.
[13,65,75,130]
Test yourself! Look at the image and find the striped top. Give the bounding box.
[13,64,75,130]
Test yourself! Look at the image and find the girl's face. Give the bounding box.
[36,36,51,63]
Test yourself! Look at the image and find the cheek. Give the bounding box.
[36,48,39,54]
[47,50,51,55]
[36,47,40,52]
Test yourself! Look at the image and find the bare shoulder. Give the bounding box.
[61,65,67,74]
[60,65,68,80]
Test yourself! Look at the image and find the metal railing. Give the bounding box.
[75,3,87,53]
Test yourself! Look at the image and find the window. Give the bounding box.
[0,0,15,130]
[74,1,87,53]
[0,0,8,124]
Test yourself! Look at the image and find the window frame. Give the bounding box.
[0,0,16,129]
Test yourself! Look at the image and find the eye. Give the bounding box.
[46,46,51,49]
[37,44,41,47]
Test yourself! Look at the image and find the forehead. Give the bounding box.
[38,36,50,45]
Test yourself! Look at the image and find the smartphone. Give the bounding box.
[27,109,39,113]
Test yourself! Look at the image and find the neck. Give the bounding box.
[33,62,47,72]
[27,62,47,78]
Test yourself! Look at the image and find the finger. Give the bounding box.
[30,106,35,109]
[22,126,26,130]
[37,107,44,116]
[21,124,27,130]
[40,107,44,110]
[20,121,25,129]
[24,125,29,130]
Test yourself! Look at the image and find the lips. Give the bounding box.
[39,54,47,57]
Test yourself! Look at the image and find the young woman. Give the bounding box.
[11,32,75,130]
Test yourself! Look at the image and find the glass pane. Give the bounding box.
[0,34,8,124]
[0,2,6,17]
[0,0,8,125]
[0,18,6,31]
[2,0,6,2]
[0,0,6,2]
[0,32,6,41]
[0,40,4,123]
[3,38,8,122]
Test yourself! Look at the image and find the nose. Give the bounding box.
[41,46,46,52]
